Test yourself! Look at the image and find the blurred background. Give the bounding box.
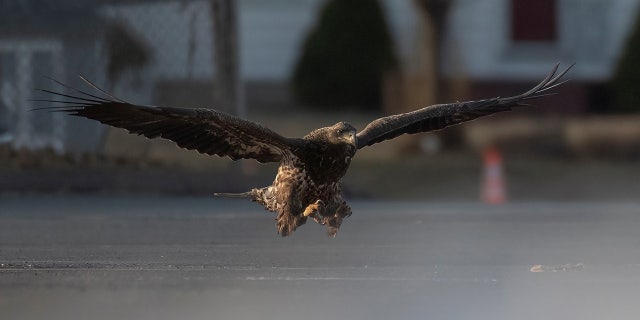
[1,0,639,200]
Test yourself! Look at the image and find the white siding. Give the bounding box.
[239,0,326,80]
[379,0,423,72]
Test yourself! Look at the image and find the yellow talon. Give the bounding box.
[303,200,323,217]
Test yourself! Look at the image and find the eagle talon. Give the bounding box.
[303,200,324,218]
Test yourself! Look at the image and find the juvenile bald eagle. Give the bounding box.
[38,64,571,236]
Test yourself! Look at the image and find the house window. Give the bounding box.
[511,0,557,42]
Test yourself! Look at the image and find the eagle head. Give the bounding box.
[329,122,357,146]
[304,121,357,149]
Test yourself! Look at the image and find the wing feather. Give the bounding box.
[356,63,573,149]
[37,80,302,163]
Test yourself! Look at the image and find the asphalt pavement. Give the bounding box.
[1,196,640,320]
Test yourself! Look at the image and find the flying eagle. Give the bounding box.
[38,64,572,236]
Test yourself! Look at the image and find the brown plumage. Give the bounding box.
[36,64,572,236]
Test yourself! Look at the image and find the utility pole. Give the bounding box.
[210,0,245,117]
[414,0,464,150]
[414,0,452,102]
[210,0,255,174]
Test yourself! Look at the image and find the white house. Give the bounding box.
[383,0,640,112]
[441,0,639,80]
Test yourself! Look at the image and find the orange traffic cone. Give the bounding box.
[481,147,507,204]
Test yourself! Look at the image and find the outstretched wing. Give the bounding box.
[356,63,573,149]
[36,78,303,163]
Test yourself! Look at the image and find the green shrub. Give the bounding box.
[611,10,640,113]
[292,0,396,110]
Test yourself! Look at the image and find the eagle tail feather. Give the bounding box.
[213,191,254,198]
